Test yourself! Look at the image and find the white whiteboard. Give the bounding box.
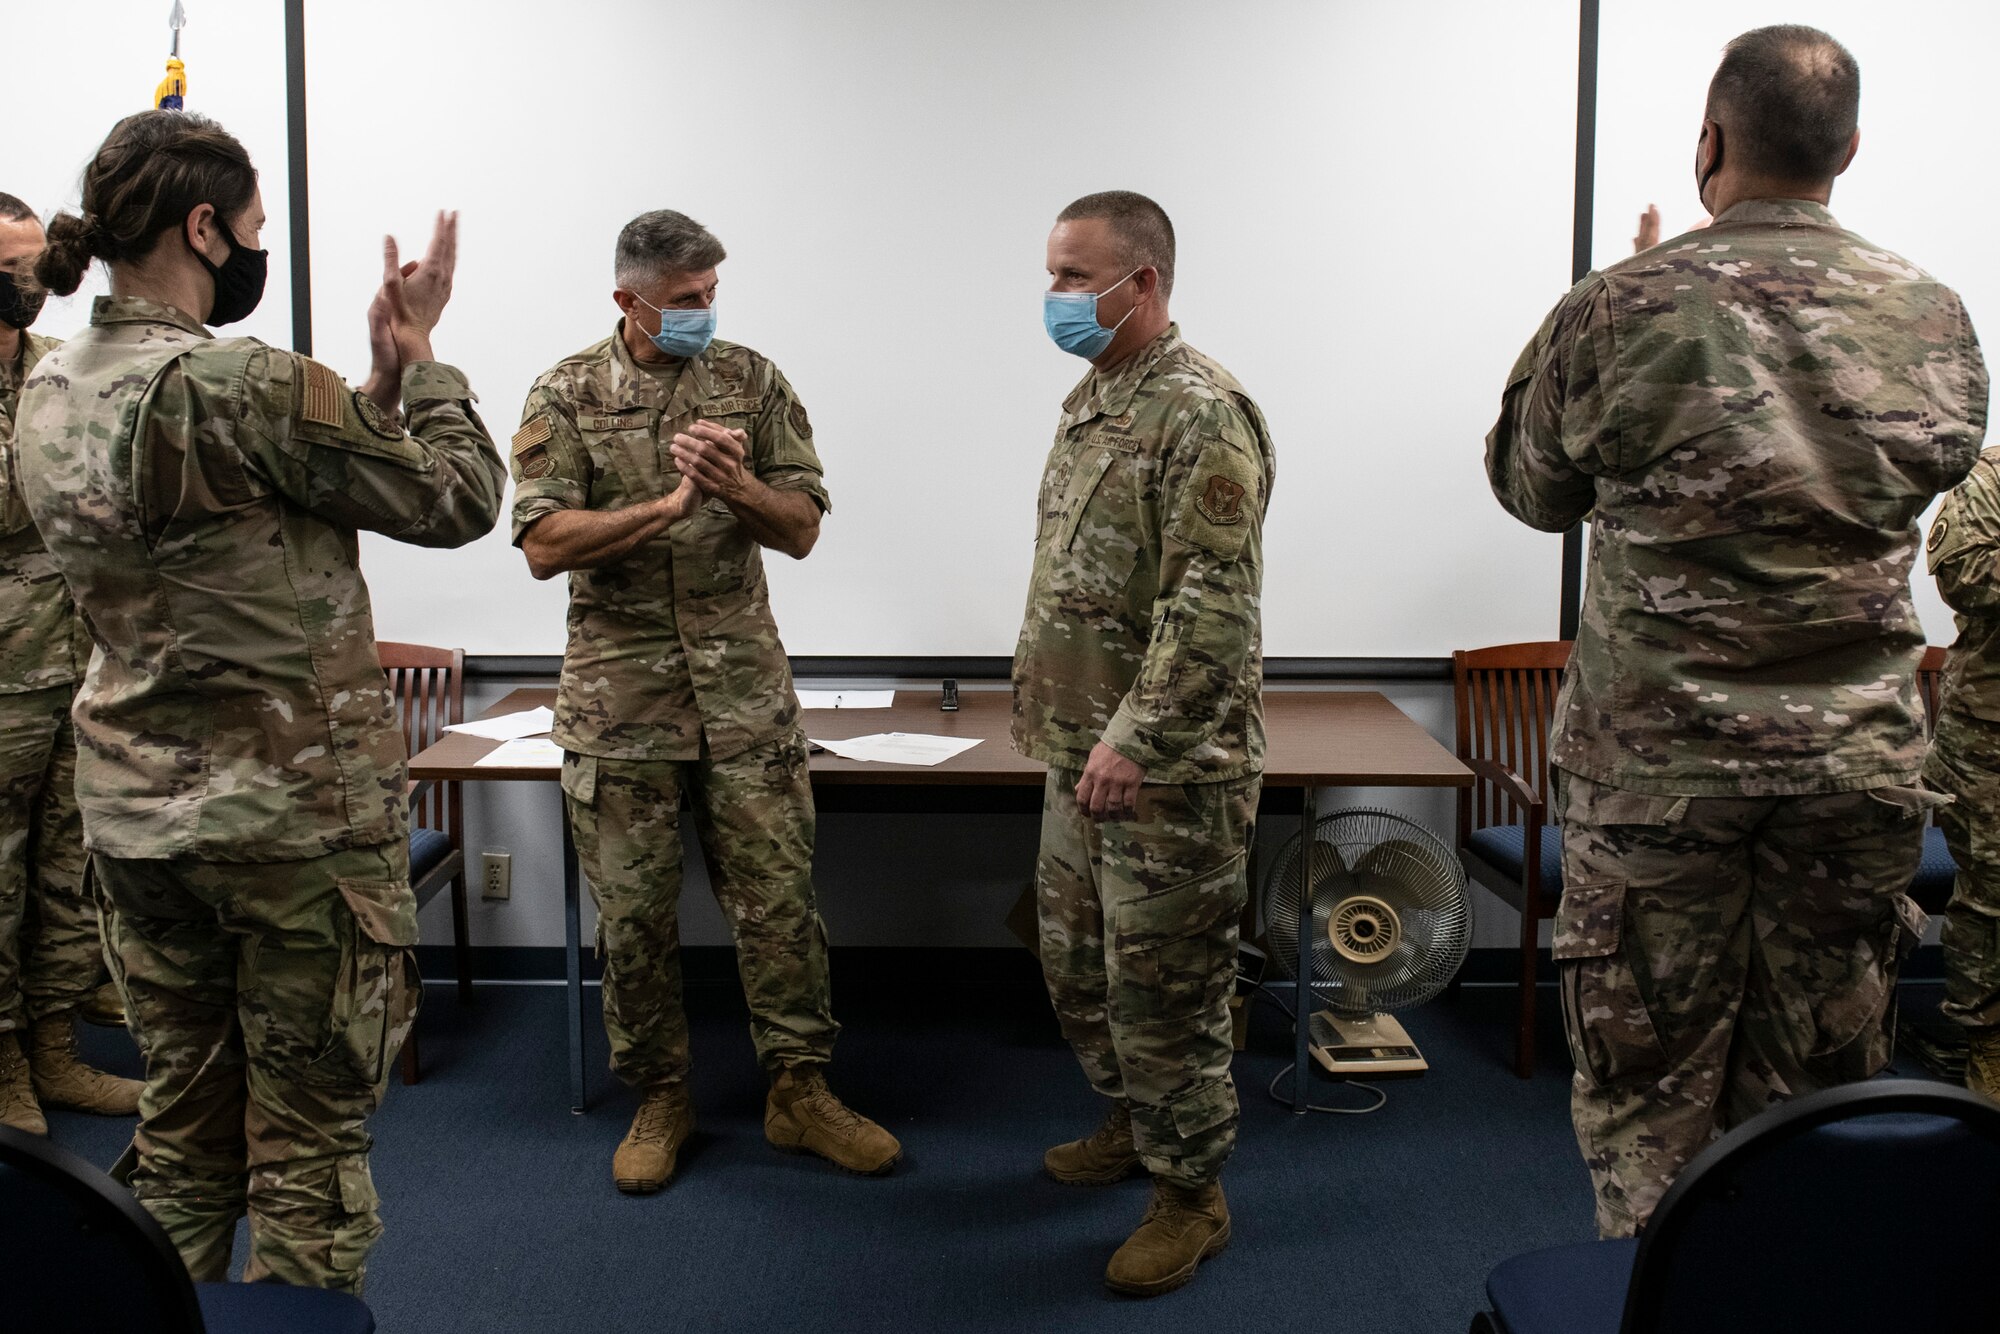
[1594,0,2000,652]
[11,2,294,359]
[296,0,1582,658]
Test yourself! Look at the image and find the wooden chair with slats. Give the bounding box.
[1912,644,1959,915]
[1453,641,1573,1078]
[378,642,471,1085]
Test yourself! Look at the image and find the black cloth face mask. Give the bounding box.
[0,271,45,331]
[189,219,268,327]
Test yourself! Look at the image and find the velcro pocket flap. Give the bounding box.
[561,751,597,804]
[337,1156,381,1214]
[1867,784,1951,817]
[1551,879,1624,961]
[1168,1076,1237,1139]
[336,877,420,948]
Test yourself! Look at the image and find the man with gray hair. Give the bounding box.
[512,209,900,1192]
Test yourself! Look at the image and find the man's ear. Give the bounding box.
[1835,127,1861,177]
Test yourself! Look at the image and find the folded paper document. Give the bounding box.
[797,690,895,709]
[445,706,555,741]
[809,733,982,766]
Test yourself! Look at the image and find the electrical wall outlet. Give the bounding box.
[481,851,511,901]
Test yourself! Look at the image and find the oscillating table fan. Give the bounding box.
[1262,808,1471,1077]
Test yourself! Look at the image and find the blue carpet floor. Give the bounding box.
[51,969,1603,1332]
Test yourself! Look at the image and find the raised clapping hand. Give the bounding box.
[378,210,459,367]
[670,420,750,500]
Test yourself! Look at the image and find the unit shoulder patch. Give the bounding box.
[353,391,402,440]
[1195,473,1247,526]
[1929,514,1948,553]
[789,400,812,439]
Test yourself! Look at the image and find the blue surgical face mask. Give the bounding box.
[1043,270,1140,360]
[634,295,717,358]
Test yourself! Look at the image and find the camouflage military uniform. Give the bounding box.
[0,330,100,1036]
[1488,200,1989,1237]
[15,295,504,1291]
[1923,449,2000,1036]
[512,324,836,1089]
[1013,324,1275,1187]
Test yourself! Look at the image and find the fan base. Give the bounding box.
[1308,1011,1429,1079]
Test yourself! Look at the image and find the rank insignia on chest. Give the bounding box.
[1197,473,1246,525]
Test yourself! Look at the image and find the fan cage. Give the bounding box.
[1263,806,1471,1015]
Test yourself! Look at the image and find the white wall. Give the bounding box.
[299,0,1583,659]
[11,1,295,353]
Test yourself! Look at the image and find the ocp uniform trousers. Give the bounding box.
[0,684,98,1030]
[562,726,837,1089]
[95,842,419,1294]
[1555,773,1929,1238]
[1922,709,2000,1030]
[1035,767,1259,1187]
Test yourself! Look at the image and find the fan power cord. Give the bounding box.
[1251,983,1390,1115]
[1266,1062,1390,1116]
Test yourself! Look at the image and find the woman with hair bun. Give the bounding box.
[14,109,504,1294]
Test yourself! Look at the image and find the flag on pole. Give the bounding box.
[155,2,187,109]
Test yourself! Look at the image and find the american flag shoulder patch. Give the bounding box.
[513,416,553,453]
[299,358,346,428]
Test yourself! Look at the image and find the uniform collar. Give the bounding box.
[1061,323,1183,428]
[1711,198,1838,230]
[610,317,715,416]
[89,295,213,338]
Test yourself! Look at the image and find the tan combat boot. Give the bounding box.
[28,1015,142,1117]
[612,1085,694,1194]
[1967,1029,2000,1103]
[764,1068,901,1175]
[1104,1179,1231,1298]
[80,981,127,1029]
[1044,1100,1144,1185]
[0,1030,47,1135]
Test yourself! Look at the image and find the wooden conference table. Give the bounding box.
[407,686,1470,1112]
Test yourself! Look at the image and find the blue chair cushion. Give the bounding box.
[197,1280,375,1332]
[1485,1237,1635,1334]
[1466,823,1563,890]
[409,826,455,884]
[1909,825,1959,914]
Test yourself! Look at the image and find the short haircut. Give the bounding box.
[615,210,726,290]
[1057,191,1176,300]
[1706,25,1860,184]
[0,193,33,223]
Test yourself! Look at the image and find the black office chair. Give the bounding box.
[1473,1078,2000,1334]
[0,1125,374,1333]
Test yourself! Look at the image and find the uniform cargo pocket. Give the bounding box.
[1812,892,1927,1077]
[1166,1076,1237,1140]
[1113,854,1246,1026]
[561,751,598,805]
[310,877,423,1090]
[1552,879,1666,1088]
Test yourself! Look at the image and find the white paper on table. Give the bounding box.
[444,706,555,741]
[809,733,982,766]
[796,689,895,710]
[474,736,565,769]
